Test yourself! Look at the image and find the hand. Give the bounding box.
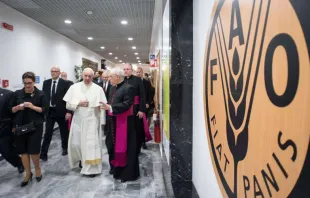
[14,104,24,111]
[100,102,111,110]
[65,113,72,120]
[79,100,89,107]
[146,104,149,109]
[137,111,144,119]
[24,102,34,109]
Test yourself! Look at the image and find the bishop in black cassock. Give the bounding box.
[102,68,140,182]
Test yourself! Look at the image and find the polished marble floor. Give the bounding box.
[0,129,167,198]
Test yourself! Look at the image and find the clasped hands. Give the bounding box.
[14,102,34,111]
[78,100,89,107]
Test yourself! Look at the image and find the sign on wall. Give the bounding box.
[204,0,309,197]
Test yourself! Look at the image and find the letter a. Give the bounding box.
[229,0,245,50]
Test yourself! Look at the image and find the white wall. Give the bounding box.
[192,0,222,197]
[0,2,114,90]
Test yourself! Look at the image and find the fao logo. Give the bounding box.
[204,0,310,197]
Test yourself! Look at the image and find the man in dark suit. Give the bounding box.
[135,67,152,149]
[61,72,74,86]
[0,88,24,173]
[40,66,72,161]
[101,71,112,136]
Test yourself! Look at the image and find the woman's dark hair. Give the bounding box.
[22,72,36,82]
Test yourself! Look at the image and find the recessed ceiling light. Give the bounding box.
[115,57,118,59]
[87,10,93,15]
[138,60,141,62]
[136,57,140,59]
[121,20,128,25]
[139,63,142,65]
[132,46,136,50]
[124,55,127,57]
[87,37,93,40]
[119,60,122,63]
[134,53,138,55]
[122,63,125,65]
[100,46,105,49]
[128,37,133,41]
[64,20,72,24]
[109,53,113,55]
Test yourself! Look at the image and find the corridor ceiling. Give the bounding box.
[0,0,155,64]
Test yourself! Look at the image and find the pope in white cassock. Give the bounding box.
[63,68,107,177]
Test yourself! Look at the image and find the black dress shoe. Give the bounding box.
[121,179,127,183]
[17,164,24,174]
[36,175,42,182]
[89,174,96,178]
[142,143,148,150]
[62,150,68,156]
[40,154,47,161]
[109,169,114,175]
[21,173,33,187]
[79,161,83,168]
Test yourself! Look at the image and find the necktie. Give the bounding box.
[51,80,56,106]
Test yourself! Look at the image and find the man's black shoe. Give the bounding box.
[40,154,47,161]
[17,164,24,174]
[62,150,68,156]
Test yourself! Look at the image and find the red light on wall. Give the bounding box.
[2,22,13,31]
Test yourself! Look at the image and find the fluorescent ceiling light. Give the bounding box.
[139,63,142,65]
[128,37,133,41]
[132,46,136,49]
[134,53,138,55]
[64,20,72,24]
[138,60,141,62]
[121,20,128,25]
[136,57,140,59]
[109,53,113,55]
[119,60,122,63]
[87,37,93,40]
[87,10,93,15]
[115,57,118,59]
[100,46,105,49]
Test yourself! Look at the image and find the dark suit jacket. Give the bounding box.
[42,78,70,117]
[0,88,14,137]
[142,79,152,105]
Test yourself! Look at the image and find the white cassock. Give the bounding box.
[63,82,107,175]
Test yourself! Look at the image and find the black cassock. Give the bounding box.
[106,81,140,181]
[124,75,146,154]
[0,88,22,168]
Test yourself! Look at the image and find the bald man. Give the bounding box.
[61,72,74,86]
[40,66,72,161]
[63,68,107,177]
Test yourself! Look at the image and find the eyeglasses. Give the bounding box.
[23,82,34,85]
[51,70,60,73]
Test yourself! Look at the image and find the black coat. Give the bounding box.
[42,78,70,117]
[142,79,152,105]
[9,87,48,128]
[0,88,14,137]
[124,75,146,113]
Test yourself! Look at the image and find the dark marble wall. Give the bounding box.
[169,0,198,197]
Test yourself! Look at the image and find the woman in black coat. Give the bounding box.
[10,72,48,187]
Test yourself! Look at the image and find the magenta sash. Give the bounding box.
[134,96,153,142]
[108,106,133,167]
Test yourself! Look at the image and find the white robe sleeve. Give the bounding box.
[99,88,107,125]
[63,84,79,111]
